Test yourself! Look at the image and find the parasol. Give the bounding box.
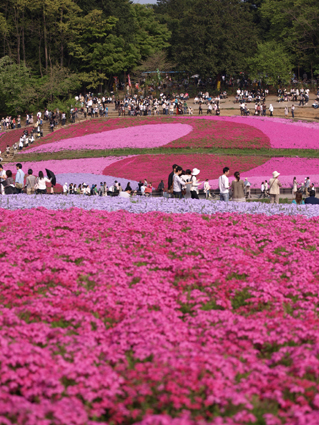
[45,168,56,186]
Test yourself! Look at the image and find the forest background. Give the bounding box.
[0,0,318,114]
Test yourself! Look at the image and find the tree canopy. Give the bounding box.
[0,0,318,113]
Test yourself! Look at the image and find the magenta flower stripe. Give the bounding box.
[0,210,319,424]
[198,116,319,149]
[4,156,132,176]
[207,157,319,188]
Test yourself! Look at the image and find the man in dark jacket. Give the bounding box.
[305,190,319,204]
[168,164,178,191]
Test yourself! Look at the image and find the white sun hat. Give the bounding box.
[192,168,200,176]
[272,171,280,178]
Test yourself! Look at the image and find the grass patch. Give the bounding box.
[16,147,319,162]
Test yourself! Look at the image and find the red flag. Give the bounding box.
[128,74,132,87]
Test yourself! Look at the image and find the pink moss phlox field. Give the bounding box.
[4,156,132,176]
[0,128,32,152]
[198,116,319,149]
[207,157,319,189]
[164,120,270,149]
[1,210,319,424]
[20,117,271,152]
[22,124,193,154]
[103,154,268,186]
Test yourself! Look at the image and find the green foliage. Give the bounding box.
[0,0,318,113]
[261,0,319,72]
[0,56,37,114]
[248,41,293,86]
[172,0,258,76]
[0,57,81,114]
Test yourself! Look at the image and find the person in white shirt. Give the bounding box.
[269,104,274,116]
[119,190,131,199]
[36,171,51,194]
[190,168,200,199]
[264,180,269,196]
[204,179,211,199]
[63,182,68,195]
[218,167,230,201]
[244,178,251,198]
[173,166,191,199]
[0,164,6,186]
[181,170,192,199]
[259,182,265,198]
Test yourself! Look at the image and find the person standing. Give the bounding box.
[244,178,251,199]
[63,182,68,195]
[168,164,178,193]
[264,180,269,197]
[157,180,164,193]
[269,171,282,204]
[190,168,200,199]
[173,166,185,199]
[231,171,245,202]
[0,164,5,195]
[204,179,211,199]
[36,171,51,194]
[269,104,274,117]
[26,169,36,195]
[218,167,230,201]
[291,104,295,118]
[182,169,192,199]
[305,177,311,196]
[292,177,298,197]
[15,163,25,193]
[258,182,265,198]
[284,106,288,117]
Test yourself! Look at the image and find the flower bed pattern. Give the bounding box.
[2,196,318,217]
[23,124,193,154]
[21,117,271,153]
[199,116,319,150]
[1,209,319,424]
[5,156,130,176]
[102,154,268,187]
[0,127,32,152]
[161,119,270,149]
[55,173,138,189]
[207,157,319,188]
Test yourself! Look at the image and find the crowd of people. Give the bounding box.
[62,180,141,198]
[0,86,318,140]
[1,161,319,205]
[76,92,196,117]
[0,164,53,195]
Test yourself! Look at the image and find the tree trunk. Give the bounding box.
[22,10,26,64]
[43,7,48,71]
[39,37,43,77]
[60,9,63,67]
[15,9,20,64]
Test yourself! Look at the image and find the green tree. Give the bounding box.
[261,0,319,76]
[247,41,293,86]
[172,0,258,76]
[0,55,37,114]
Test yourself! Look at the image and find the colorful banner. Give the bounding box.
[128,74,131,87]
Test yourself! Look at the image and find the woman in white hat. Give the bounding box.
[191,168,201,199]
[269,171,282,204]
